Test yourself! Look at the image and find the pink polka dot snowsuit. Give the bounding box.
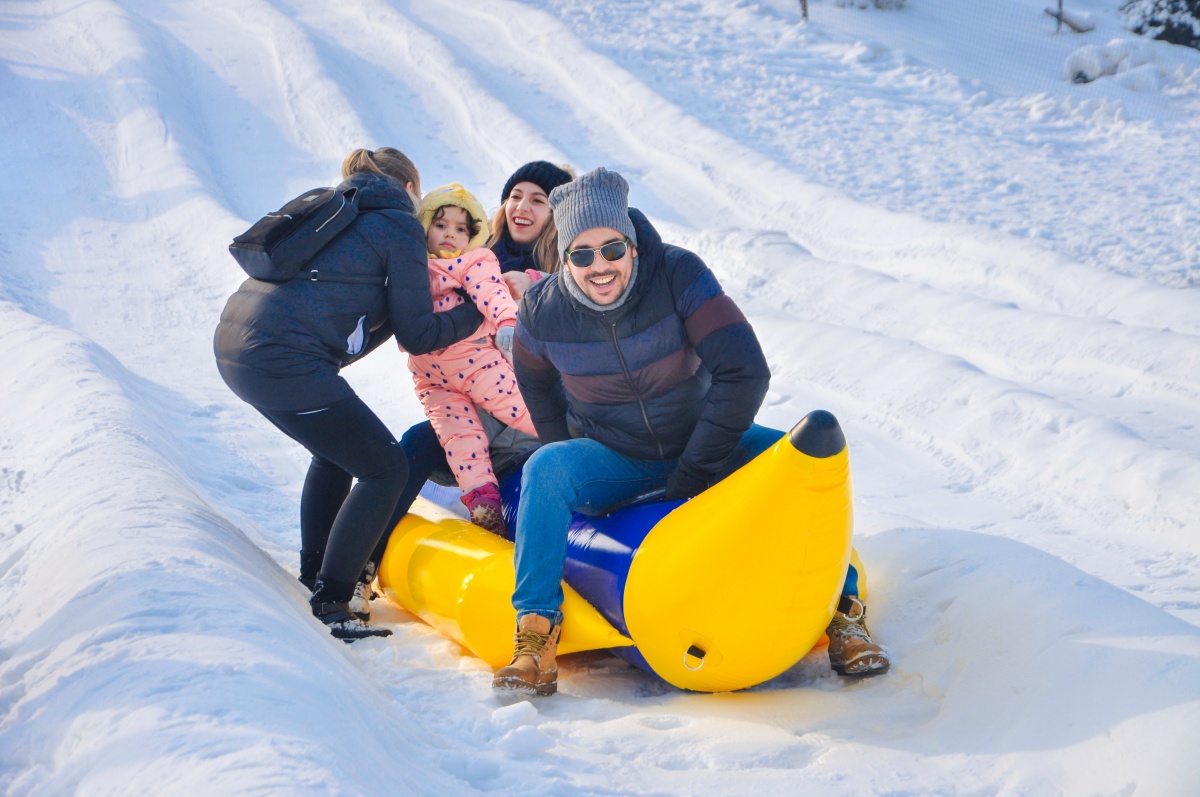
[407,248,537,492]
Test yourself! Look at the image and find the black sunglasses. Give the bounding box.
[564,238,631,268]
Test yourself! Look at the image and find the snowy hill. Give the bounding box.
[2,0,1199,794]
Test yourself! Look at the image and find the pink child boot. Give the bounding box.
[462,483,506,536]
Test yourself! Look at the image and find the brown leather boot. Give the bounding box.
[826,596,890,677]
[492,614,561,696]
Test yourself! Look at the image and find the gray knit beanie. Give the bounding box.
[549,167,638,257]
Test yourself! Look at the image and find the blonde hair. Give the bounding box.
[341,147,422,207]
[533,214,562,274]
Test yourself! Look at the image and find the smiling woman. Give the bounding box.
[486,160,574,275]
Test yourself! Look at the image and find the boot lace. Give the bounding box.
[830,613,873,642]
[513,629,553,659]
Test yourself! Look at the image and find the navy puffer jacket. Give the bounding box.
[214,172,481,411]
[513,209,771,484]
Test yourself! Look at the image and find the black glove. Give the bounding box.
[663,468,710,502]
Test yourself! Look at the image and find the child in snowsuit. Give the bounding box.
[407,183,538,534]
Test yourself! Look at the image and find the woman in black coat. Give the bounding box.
[214,147,481,639]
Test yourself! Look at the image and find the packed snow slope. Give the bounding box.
[2,0,1199,794]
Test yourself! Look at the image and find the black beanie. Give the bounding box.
[500,161,573,204]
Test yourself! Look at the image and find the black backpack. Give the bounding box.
[228,186,386,285]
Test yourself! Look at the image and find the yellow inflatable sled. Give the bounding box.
[377,410,863,692]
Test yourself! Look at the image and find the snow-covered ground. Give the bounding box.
[3,0,1199,794]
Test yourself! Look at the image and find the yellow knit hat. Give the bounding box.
[417,182,490,253]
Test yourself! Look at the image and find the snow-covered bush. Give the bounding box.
[1064,37,1161,87]
[1123,0,1200,49]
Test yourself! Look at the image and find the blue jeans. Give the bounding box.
[513,424,787,623]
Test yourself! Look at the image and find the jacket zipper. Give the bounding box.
[611,322,665,459]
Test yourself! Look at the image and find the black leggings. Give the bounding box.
[259,396,408,600]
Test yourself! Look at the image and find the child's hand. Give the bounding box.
[496,326,515,367]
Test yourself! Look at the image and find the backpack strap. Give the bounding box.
[295,269,388,286]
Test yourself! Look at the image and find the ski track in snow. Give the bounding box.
[2,0,1199,794]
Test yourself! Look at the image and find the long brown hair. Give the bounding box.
[532,213,562,274]
[341,147,421,207]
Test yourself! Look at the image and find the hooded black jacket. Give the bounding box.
[214,172,481,411]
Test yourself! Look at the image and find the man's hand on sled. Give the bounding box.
[663,468,709,502]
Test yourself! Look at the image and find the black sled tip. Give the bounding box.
[787,410,846,458]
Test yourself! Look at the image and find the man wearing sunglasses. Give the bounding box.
[493,167,889,696]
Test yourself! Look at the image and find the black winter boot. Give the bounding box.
[310,577,392,641]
